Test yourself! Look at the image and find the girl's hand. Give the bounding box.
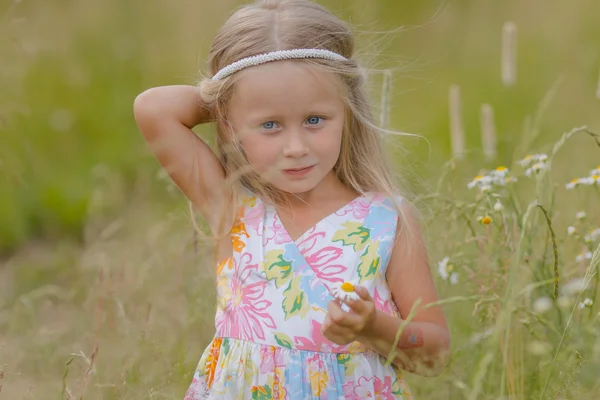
[321,286,377,346]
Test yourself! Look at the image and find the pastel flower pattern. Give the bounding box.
[185,192,413,399]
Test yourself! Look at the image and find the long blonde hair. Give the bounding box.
[197,0,417,247]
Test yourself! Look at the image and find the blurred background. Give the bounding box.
[1,0,599,253]
[1,0,600,398]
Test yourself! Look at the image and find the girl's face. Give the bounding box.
[227,61,346,196]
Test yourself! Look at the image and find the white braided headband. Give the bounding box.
[212,49,348,81]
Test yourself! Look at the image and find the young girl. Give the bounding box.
[134,0,450,398]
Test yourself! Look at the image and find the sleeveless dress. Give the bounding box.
[184,192,413,399]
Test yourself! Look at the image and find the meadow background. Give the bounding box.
[1,0,600,398]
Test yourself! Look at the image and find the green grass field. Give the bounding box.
[1,0,600,398]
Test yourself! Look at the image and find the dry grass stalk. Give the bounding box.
[379,69,393,130]
[449,85,465,159]
[79,343,100,399]
[481,104,497,161]
[502,22,518,86]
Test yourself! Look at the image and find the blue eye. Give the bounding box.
[306,116,323,125]
[262,121,276,129]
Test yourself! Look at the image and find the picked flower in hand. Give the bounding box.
[331,281,361,311]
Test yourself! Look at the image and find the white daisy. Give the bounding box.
[493,201,504,211]
[467,175,492,190]
[578,298,594,309]
[490,166,509,177]
[591,166,600,176]
[331,281,361,304]
[576,211,586,220]
[567,226,576,236]
[518,153,548,167]
[584,228,600,243]
[565,178,580,190]
[579,176,596,186]
[575,252,593,263]
[449,272,459,285]
[437,256,451,280]
[525,162,546,177]
[489,166,510,185]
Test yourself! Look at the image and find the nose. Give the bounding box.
[282,129,309,158]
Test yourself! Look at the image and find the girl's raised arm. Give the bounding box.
[133,85,226,233]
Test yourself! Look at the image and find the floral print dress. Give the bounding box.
[184,192,413,399]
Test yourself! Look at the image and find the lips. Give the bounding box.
[285,166,313,172]
[283,165,315,176]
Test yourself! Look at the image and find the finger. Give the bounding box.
[327,300,349,326]
[347,289,373,315]
[354,286,373,301]
[322,325,354,345]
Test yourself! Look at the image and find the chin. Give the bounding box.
[272,180,318,195]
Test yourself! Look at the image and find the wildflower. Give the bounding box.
[584,228,600,243]
[467,167,517,192]
[567,226,576,236]
[518,154,548,177]
[575,252,593,263]
[576,211,586,220]
[478,216,493,225]
[525,162,547,177]
[494,166,509,174]
[591,166,600,175]
[518,153,548,167]
[331,281,361,303]
[450,272,459,285]
[437,257,451,280]
[578,298,594,309]
[493,201,504,211]
[532,297,553,314]
[565,178,580,190]
[489,166,509,184]
[467,174,492,190]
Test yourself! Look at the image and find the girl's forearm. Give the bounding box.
[358,309,450,377]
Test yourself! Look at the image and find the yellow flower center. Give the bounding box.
[473,175,484,181]
[341,282,355,292]
[496,166,507,172]
[571,178,578,183]
[481,216,493,225]
[592,175,599,180]
[525,155,533,160]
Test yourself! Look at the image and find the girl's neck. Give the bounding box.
[278,172,356,209]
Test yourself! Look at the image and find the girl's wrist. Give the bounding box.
[357,308,383,345]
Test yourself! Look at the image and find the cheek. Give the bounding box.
[241,135,279,170]
[316,128,343,159]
